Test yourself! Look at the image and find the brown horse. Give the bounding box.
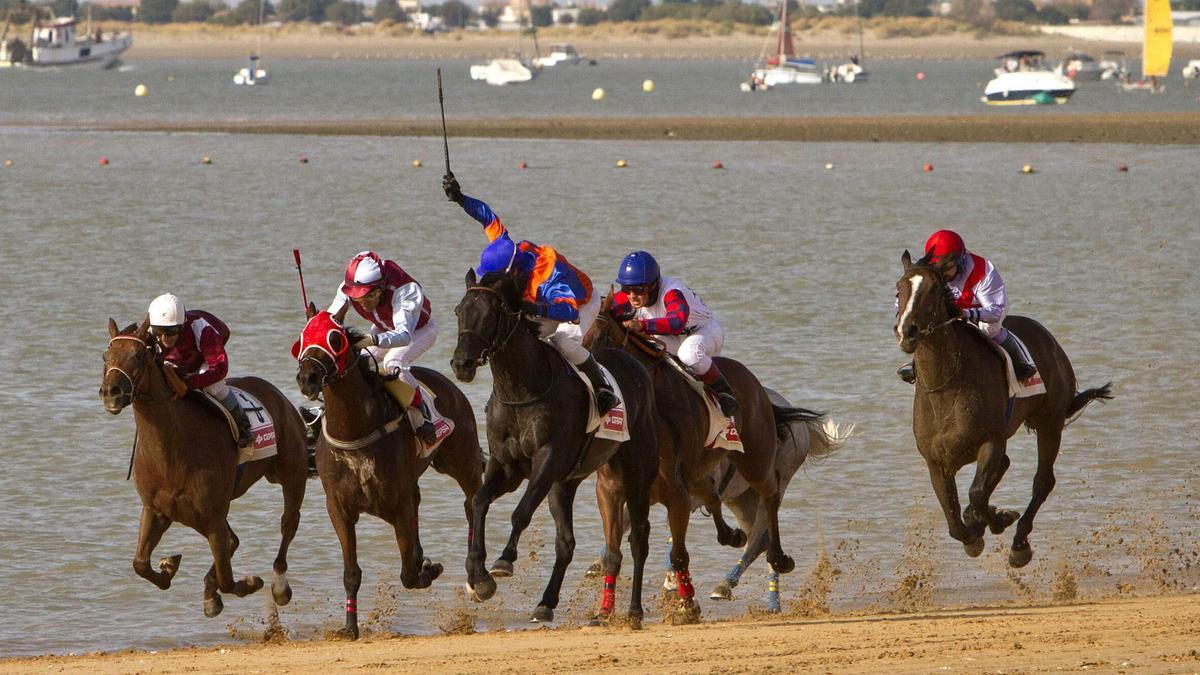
[584,292,808,618]
[895,251,1112,566]
[100,318,310,617]
[294,309,483,639]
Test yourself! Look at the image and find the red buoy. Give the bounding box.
[1117,164,1129,172]
[923,163,934,172]
[916,72,926,81]
[712,161,724,169]
[99,157,110,166]
[299,156,309,164]
[518,161,528,170]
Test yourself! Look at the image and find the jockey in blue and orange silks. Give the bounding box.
[443,174,618,415]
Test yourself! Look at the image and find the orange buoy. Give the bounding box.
[916,72,926,81]
[712,161,724,169]
[922,163,933,172]
[518,160,528,169]
[99,157,110,166]
[3,159,12,167]
[1118,164,1129,172]
[412,159,422,168]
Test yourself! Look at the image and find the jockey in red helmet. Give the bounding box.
[897,230,1036,384]
[328,251,438,445]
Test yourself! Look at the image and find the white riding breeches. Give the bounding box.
[976,319,1007,343]
[203,378,230,400]
[658,320,725,375]
[532,291,600,366]
[367,316,438,390]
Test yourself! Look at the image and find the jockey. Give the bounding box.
[443,174,617,415]
[609,251,739,417]
[898,230,1037,384]
[147,293,253,449]
[328,250,438,445]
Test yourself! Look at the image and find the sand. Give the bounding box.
[4,594,1198,673]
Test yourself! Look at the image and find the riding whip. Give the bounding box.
[437,68,452,179]
[293,249,310,313]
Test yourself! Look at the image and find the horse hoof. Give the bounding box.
[421,559,445,585]
[159,554,182,576]
[627,609,644,631]
[662,572,678,591]
[709,580,733,601]
[466,577,496,602]
[530,605,554,623]
[1009,544,1034,568]
[204,594,224,618]
[238,575,265,596]
[272,581,293,606]
[728,529,748,549]
[585,560,602,578]
[990,509,1021,535]
[766,600,781,614]
[963,538,986,558]
[668,598,702,625]
[771,555,795,575]
[587,612,609,627]
[490,559,514,578]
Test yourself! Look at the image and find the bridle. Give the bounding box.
[904,269,966,393]
[298,341,355,391]
[456,285,524,367]
[104,334,153,406]
[592,310,667,360]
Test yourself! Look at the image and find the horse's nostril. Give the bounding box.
[904,325,918,339]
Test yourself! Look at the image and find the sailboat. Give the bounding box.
[828,0,868,83]
[470,0,537,85]
[233,0,269,85]
[1122,0,1171,92]
[740,0,820,91]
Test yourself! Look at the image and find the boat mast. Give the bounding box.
[255,0,265,57]
[855,0,865,65]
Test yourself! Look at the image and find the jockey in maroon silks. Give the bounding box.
[328,250,438,445]
[897,229,1037,385]
[147,293,253,448]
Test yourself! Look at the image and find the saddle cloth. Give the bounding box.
[202,386,279,465]
[664,358,743,453]
[968,324,1047,398]
[414,381,455,458]
[569,361,630,443]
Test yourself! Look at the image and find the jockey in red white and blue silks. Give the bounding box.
[923,229,1036,381]
[328,251,438,442]
[443,174,617,414]
[609,250,739,417]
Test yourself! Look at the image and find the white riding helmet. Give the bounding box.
[148,293,186,327]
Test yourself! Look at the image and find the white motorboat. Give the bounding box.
[533,43,580,68]
[470,57,535,86]
[1054,51,1104,81]
[233,54,268,85]
[741,0,821,91]
[1,14,130,68]
[1098,51,1129,81]
[827,0,869,84]
[1183,59,1200,80]
[982,50,1075,105]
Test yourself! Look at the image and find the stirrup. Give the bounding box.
[716,393,738,418]
[594,387,618,416]
[413,421,438,447]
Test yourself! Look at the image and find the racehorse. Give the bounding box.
[584,292,808,618]
[894,251,1112,566]
[451,269,659,627]
[294,309,483,639]
[100,317,310,618]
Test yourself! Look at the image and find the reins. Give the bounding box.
[105,334,155,405]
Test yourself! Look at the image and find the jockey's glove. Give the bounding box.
[442,175,463,203]
[520,300,544,317]
[353,335,376,350]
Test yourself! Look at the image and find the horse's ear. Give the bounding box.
[136,315,151,340]
[465,268,477,288]
[601,286,614,312]
[108,318,119,338]
[306,302,317,320]
[901,250,912,271]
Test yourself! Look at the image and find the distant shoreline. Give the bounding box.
[36,113,1200,143]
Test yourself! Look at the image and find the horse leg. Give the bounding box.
[393,482,444,590]
[532,479,582,623]
[711,491,763,603]
[466,461,508,602]
[491,452,556,577]
[329,504,363,639]
[132,505,177,590]
[204,523,263,617]
[271,476,305,606]
[964,439,1019,539]
[663,488,700,623]
[592,472,625,624]
[1010,426,1061,568]
[925,460,982,557]
[702,487,747,549]
[745,468,793,575]
[624,470,652,630]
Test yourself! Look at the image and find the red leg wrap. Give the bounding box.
[601,575,617,613]
[346,597,357,615]
[675,570,695,600]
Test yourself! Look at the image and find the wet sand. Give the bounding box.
[5,594,1197,673]
[56,112,1200,143]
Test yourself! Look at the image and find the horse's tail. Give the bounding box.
[772,404,852,459]
[1066,382,1113,421]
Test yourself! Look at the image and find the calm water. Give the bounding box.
[1,57,1199,124]
[0,126,1197,657]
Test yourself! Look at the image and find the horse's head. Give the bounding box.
[100,316,153,414]
[585,287,623,352]
[895,250,959,353]
[451,268,523,383]
[292,309,354,400]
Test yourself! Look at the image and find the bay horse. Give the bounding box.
[584,292,809,618]
[894,251,1112,567]
[294,308,483,639]
[451,269,659,626]
[100,317,310,618]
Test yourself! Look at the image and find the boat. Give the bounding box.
[533,43,581,68]
[1,10,130,69]
[1098,50,1129,80]
[981,50,1075,105]
[1183,59,1200,79]
[827,0,868,83]
[1053,51,1104,81]
[470,0,537,85]
[233,0,269,85]
[1121,0,1171,93]
[740,0,821,91]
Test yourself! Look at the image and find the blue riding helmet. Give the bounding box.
[616,250,661,287]
[478,237,534,277]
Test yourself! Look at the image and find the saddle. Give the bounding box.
[967,325,1046,398]
[198,387,279,465]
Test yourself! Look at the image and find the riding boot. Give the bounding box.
[383,377,438,446]
[999,333,1037,382]
[220,391,255,449]
[578,355,618,416]
[897,361,916,384]
[700,365,739,418]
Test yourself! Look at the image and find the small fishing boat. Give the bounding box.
[1,12,130,69]
[233,0,269,85]
[827,0,869,84]
[533,43,581,68]
[982,50,1075,105]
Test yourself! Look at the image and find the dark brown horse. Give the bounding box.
[585,292,809,618]
[100,318,310,617]
[294,309,483,639]
[451,270,659,626]
[895,251,1112,566]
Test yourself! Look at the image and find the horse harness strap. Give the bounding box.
[321,416,406,451]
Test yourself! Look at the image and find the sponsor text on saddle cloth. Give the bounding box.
[201,387,277,465]
[968,324,1047,398]
[664,358,743,452]
[570,362,630,442]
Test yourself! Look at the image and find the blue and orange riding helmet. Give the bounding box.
[477,238,534,278]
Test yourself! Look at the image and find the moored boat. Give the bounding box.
[741,0,821,91]
[982,51,1075,105]
[1,14,130,69]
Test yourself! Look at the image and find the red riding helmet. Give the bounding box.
[341,251,385,299]
[924,230,965,266]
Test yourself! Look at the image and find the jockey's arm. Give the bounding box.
[327,289,351,322]
[372,282,423,349]
[967,260,1008,324]
[637,289,691,335]
[537,278,581,322]
[459,195,510,243]
[188,325,229,389]
[610,291,636,321]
